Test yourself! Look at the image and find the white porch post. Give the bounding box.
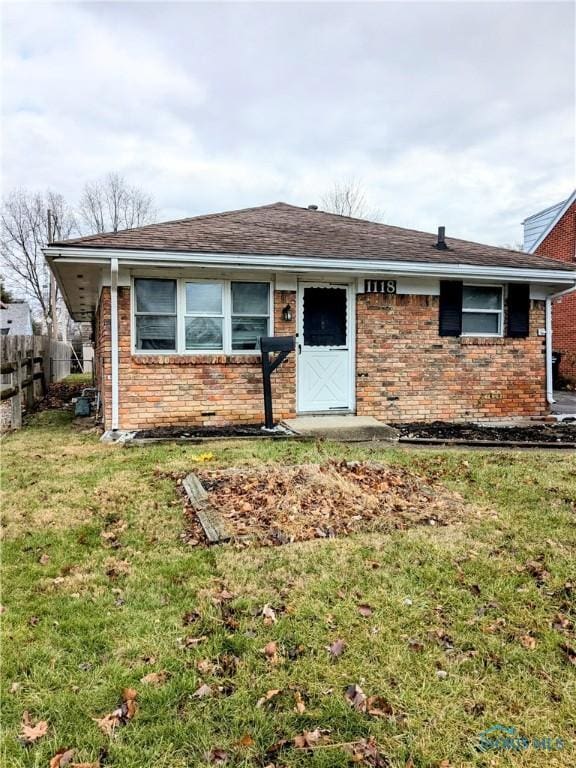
[110,258,120,430]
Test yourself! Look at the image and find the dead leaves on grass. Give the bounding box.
[344,685,404,722]
[560,643,576,666]
[19,711,48,744]
[140,670,168,686]
[326,638,346,658]
[93,688,137,736]
[193,460,467,545]
[345,738,390,767]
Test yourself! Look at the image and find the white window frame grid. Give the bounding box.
[461,283,504,338]
[133,278,178,353]
[182,279,226,352]
[132,277,273,355]
[230,282,273,352]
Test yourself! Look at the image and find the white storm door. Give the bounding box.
[297,282,353,412]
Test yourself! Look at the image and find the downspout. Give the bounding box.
[545,298,554,405]
[545,284,576,406]
[110,258,119,431]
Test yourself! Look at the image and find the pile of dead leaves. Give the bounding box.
[191,460,468,545]
[34,380,89,412]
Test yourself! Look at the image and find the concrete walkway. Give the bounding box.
[282,415,399,442]
[552,390,576,416]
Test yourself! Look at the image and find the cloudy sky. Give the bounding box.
[2,0,574,246]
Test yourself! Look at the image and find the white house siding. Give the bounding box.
[522,200,566,252]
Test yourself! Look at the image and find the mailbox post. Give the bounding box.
[259,336,295,429]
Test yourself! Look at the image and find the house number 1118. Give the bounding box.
[364,279,397,294]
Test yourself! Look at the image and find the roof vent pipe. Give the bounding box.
[435,226,448,250]
[307,204,318,211]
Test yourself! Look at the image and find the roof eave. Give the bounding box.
[43,246,576,286]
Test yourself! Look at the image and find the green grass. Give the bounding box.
[60,372,94,385]
[1,411,575,767]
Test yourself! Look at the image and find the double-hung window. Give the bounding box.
[185,282,224,351]
[462,285,503,336]
[133,278,271,353]
[231,282,270,351]
[134,279,177,351]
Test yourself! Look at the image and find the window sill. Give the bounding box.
[131,353,261,366]
[460,336,519,345]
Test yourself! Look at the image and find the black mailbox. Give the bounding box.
[260,336,295,355]
[259,336,295,429]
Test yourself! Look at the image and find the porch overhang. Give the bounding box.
[44,245,576,322]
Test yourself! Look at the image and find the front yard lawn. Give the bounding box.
[1,411,575,767]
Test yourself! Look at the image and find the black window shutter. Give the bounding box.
[439,281,463,336]
[507,284,530,337]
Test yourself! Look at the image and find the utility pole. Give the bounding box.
[47,209,58,342]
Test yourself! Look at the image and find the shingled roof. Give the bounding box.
[53,202,576,272]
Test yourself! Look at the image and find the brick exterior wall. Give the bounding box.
[535,201,576,381]
[95,285,547,429]
[96,287,296,430]
[356,293,547,422]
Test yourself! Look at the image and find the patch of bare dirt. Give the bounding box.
[190,460,469,546]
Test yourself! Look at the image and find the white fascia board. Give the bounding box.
[525,189,576,254]
[44,246,576,286]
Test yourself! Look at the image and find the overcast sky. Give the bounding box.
[2,1,574,247]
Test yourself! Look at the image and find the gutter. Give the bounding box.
[44,246,576,285]
[545,284,576,405]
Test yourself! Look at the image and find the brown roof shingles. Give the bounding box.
[53,202,576,272]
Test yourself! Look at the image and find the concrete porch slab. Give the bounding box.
[552,390,576,418]
[282,415,399,442]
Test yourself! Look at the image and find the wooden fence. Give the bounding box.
[0,336,72,430]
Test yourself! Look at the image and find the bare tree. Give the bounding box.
[79,172,156,234]
[0,189,77,330]
[321,179,384,222]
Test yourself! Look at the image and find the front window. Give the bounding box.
[462,285,503,336]
[133,278,270,353]
[231,282,270,350]
[134,279,177,351]
[185,282,224,351]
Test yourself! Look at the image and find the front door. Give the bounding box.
[297,282,354,412]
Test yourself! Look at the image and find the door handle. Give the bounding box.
[298,344,302,355]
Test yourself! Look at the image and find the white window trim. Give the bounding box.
[132,277,273,355]
[133,277,178,353]
[461,283,504,338]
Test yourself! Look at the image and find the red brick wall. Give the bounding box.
[356,293,547,422]
[95,285,547,429]
[535,201,576,380]
[96,287,296,430]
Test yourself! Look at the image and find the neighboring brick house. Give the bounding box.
[44,203,576,433]
[523,190,576,383]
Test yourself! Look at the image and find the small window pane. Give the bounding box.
[231,317,269,350]
[462,312,500,335]
[303,287,347,346]
[231,282,269,314]
[463,286,502,310]
[186,283,222,314]
[185,317,223,350]
[136,316,176,350]
[135,279,176,313]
